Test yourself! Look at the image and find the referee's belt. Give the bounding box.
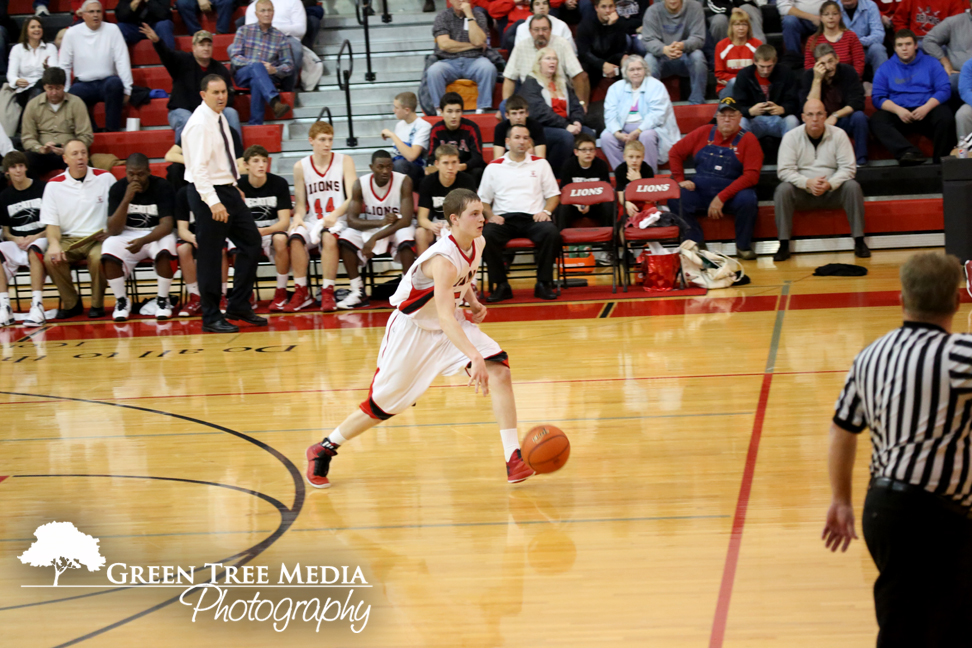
[869,477,972,520]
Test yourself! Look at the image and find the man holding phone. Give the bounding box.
[733,44,801,140]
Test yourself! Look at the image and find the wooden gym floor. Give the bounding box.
[0,249,944,647]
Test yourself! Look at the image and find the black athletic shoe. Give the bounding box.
[55,301,84,320]
[306,439,340,488]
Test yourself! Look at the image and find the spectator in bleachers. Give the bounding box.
[0,152,48,328]
[491,0,564,50]
[381,91,432,186]
[601,54,679,174]
[668,97,762,259]
[804,1,866,77]
[244,0,306,81]
[228,0,294,125]
[22,67,94,180]
[733,45,801,140]
[114,0,175,49]
[519,48,595,161]
[840,0,888,73]
[176,0,237,37]
[801,43,869,164]
[141,26,242,144]
[777,0,826,67]
[956,57,972,137]
[558,132,613,226]
[6,17,59,109]
[493,94,548,159]
[575,0,629,88]
[426,92,486,182]
[774,98,867,261]
[416,144,477,253]
[503,14,590,108]
[709,0,766,46]
[922,8,972,93]
[60,0,133,133]
[515,0,577,53]
[429,0,496,115]
[479,123,561,302]
[714,9,762,99]
[641,0,708,105]
[613,139,653,217]
[102,153,177,322]
[41,139,115,319]
[892,0,964,40]
[870,28,955,164]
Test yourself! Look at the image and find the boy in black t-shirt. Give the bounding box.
[558,132,613,227]
[415,144,477,254]
[613,140,655,220]
[0,152,48,327]
[175,186,230,317]
[234,145,293,312]
[102,153,177,322]
[426,92,486,183]
[493,95,547,160]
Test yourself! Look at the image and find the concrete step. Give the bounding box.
[319,6,441,29]
[299,80,418,108]
[289,116,399,140]
[319,31,435,56]
[318,50,430,86]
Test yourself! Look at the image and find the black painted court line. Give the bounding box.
[599,302,615,318]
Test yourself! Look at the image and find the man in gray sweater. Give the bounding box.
[641,0,707,104]
[922,9,972,94]
[773,99,868,261]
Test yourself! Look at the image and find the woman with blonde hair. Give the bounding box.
[714,9,762,99]
[517,47,591,140]
[804,0,864,77]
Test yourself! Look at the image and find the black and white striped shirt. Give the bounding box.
[834,321,972,508]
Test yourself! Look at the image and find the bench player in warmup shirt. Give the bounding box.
[175,185,230,317]
[0,152,47,327]
[337,150,416,310]
[287,121,357,312]
[231,145,292,310]
[305,188,535,489]
[416,144,476,254]
[102,153,177,321]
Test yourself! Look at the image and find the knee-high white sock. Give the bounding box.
[108,277,126,302]
[327,428,349,446]
[322,278,335,289]
[500,429,519,461]
[32,290,43,305]
[157,277,173,298]
[276,274,289,289]
[0,293,9,308]
[350,276,363,292]
[295,276,307,287]
[187,282,199,296]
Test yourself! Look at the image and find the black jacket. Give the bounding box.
[798,63,865,114]
[518,76,586,129]
[153,39,235,113]
[575,17,628,79]
[115,0,171,25]
[732,64,801,119]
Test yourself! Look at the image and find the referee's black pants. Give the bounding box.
[187,184,261,326]
[483,213,561,286]
[862,482,972,647]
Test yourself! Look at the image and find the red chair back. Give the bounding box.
[624,178,680,203]
[560,181,615,206]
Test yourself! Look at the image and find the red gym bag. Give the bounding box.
[638,249,682,292]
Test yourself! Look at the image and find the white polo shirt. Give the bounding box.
[40,166,116,238]
[478,153,560,216]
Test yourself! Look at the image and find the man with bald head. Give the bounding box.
[773,98,867,261]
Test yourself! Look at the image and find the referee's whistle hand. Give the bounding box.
[212,203,229,223]
[822,501,857,552]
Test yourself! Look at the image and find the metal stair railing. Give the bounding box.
[354,0,377,82]
[336,40,358,147]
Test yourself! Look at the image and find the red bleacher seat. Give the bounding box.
[130,35,235,67]
[170,7,246,36]
[91,93,294,129]
[8,0,71,12]
[90,125,281,158]
[132,67,173,93]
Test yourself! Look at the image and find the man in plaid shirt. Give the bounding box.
[228,0,294,125]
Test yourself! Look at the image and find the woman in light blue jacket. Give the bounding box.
[600,55,681,174]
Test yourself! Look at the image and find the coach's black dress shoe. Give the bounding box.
[534,282,557,300]
[225,309,268,326]
[486,282,513,303]
[55,301,84,320]
[202,319,240,334]
[88,306,105,318]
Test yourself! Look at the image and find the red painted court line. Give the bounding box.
[0,476,7,485]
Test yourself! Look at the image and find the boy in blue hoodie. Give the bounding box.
[869,28,956,165]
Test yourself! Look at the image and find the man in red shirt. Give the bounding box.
[892,0,964,38]
[667,97,764,260]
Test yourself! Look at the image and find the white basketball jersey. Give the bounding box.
[390,233,483,331]
[359,171,405,225]
[301,153,346,221]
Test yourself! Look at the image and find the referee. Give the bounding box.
[183,74,266,333]
[825,252,972,647]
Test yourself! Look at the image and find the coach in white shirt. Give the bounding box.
[59,0,133,132]
[479,123,561,302]
[245,0,306,82]
[183,74,266,334]
[41,140,115,320]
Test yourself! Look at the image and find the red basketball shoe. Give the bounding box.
[284,284,313,312]
[320,286,336,312]
[179,293,202,317]
[269,288,289,312]
[306,440,340,489]
[506,449,534,484]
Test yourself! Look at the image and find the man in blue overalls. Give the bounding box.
[666,97,764,260]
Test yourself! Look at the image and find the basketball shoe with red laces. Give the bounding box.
[284,284,313,312]
[179,293,202,317]
[506,449,534,483]
[269,288,289,312]
[306,439,340,488]
[320,286,336,312]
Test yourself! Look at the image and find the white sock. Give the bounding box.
[328,429,348,445]
[350,276,363,292]
[276,274,289,289]
[221,283,228,295]
[0,293,9,307]
[500,429,519,461]
[322,279,335,289]
[157,277,172,298]
[32,290,43,305]
[295,276,307,287]
[108,277,126,302]
[187,282,199,296]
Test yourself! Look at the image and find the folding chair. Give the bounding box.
[557,181,619,292]
[621,178,683,292]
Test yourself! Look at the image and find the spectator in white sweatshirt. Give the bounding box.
[245,0,306,83]
[59,0,133,132]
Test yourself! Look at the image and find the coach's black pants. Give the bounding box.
[187,184,260,326]
[483,213,561,285]
[862,480,972,648]
[868,104,956,163]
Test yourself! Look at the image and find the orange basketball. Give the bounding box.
[521,425,570,474]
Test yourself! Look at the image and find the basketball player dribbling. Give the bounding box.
[306,188,535,488]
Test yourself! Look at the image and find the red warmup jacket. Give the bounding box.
[667,126,764,203]
[892,0,965,37]
[489,0,564,27]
